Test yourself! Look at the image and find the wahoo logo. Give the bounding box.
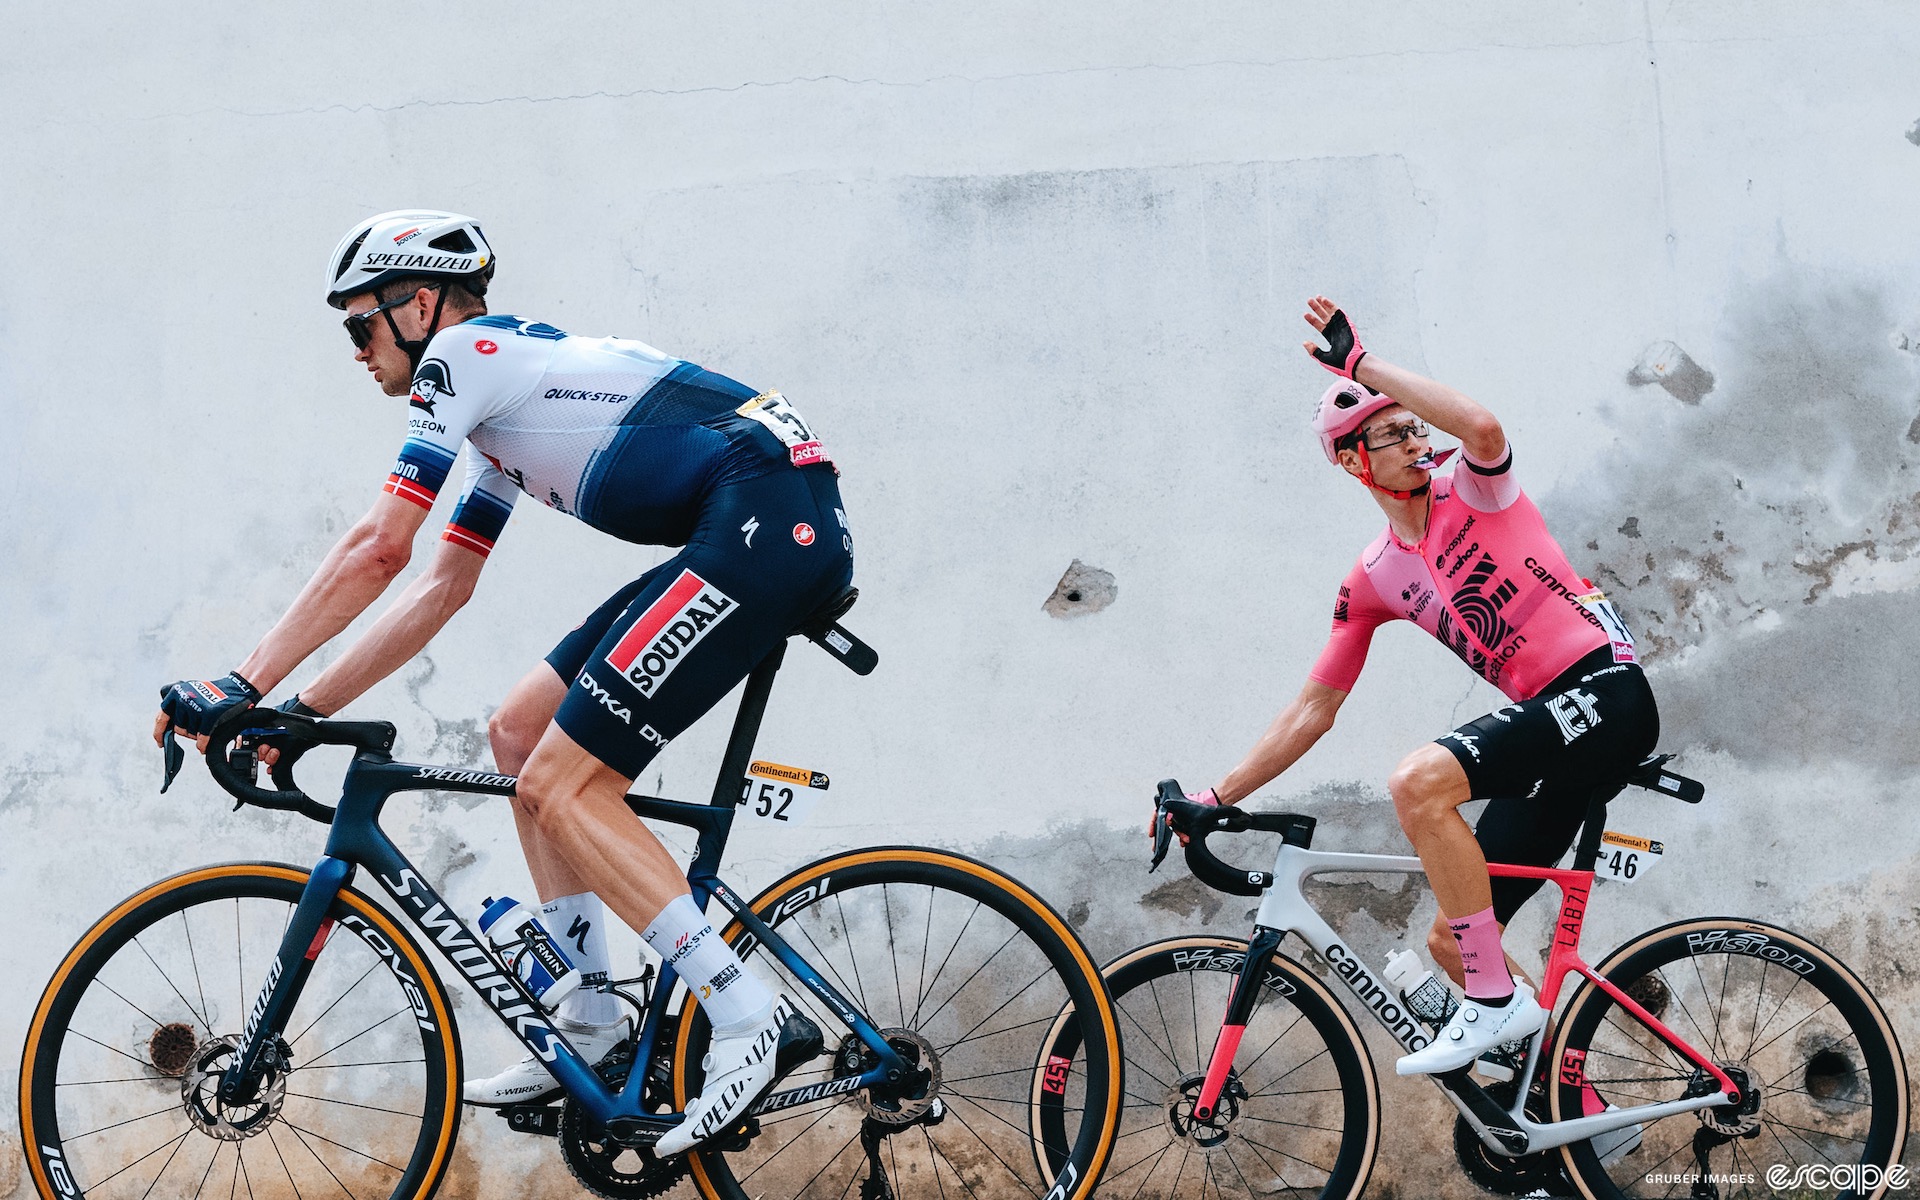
[410,357,455,415]
[604,570,738,697]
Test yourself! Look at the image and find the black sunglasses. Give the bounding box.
[343,286,439,350]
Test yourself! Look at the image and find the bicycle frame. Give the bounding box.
[218,643,912,1135]
[1195,842,1742,1157]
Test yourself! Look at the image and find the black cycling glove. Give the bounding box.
[1308,308,1368,379]
[158,670,261,738]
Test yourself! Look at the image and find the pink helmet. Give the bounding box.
[1312,380,1400,465]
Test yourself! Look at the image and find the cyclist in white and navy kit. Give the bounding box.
[154,210,846,1154]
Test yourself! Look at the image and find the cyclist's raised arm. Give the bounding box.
[1301,295,1506,464]
[232,488,432,698]
[1215,680,1349,804]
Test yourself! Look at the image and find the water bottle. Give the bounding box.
[1382,948,1458,1027]
[478,896,583,1011]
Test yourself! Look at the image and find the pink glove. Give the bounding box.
[1305,306,1367,379]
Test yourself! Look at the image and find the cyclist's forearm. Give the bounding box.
[1353,356,1505,461]
[295,570,474,714]
[1215,693,1339,804]
[236,527,412,694]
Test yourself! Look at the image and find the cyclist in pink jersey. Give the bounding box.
[1183,297,1657,1077]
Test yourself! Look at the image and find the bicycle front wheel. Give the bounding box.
[672,847,1122,1200]
[1051,936,1378,1200]
[19,863,463,1200]
[1551,917,1908,1200]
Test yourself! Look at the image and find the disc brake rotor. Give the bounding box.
[1165,1071,1247,1149]
[833,1027,942,1125]
[180,1034,288,1141]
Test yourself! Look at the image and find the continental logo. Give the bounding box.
[1600,831,1662,854]
[747,760,830,790]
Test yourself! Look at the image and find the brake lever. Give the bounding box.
[159,727,185,794]
[1149,801,1174,872]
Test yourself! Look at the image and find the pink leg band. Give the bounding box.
[1448,905,1516,1001]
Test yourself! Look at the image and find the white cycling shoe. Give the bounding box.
[1396,984,1547,1076]
[657,997,822,1156]
[462,1015,632,1107]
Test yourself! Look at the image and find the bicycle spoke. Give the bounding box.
[297,1006,411,1069]
[138,1128,196,1200]
[283,1090,425,1119]
[909,899,983,1029]
[81,1127,193,1193]
[182,907,215,1037]
[286,960,383,1049]
[915,926,1023,1032]
[283,1123,363,1199]
[132,932,217,1036]
[66,1100,186,1142]
[279,1120,406,1173]
[937,1098,1042,1197]
[262,1127,305,1200]
[833,893,873,1014]
[883,883,907,1025]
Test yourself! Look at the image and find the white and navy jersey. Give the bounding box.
[385,315,825,553]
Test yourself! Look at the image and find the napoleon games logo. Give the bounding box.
[409,358,455,417]
[603,570,738,697]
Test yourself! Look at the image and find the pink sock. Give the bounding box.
[1447,905,1516,1001]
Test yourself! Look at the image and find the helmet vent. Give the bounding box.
[334,230,371,281]
[1334,390,1359,409]
[428,229,477,254]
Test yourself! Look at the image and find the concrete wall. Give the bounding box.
[4,2,1918,1194]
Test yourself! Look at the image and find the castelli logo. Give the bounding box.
[792,523,815,546]
[475,339,498,355]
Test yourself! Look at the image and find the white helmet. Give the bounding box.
[325,210,495,309]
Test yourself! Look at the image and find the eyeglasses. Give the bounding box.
[1361,417,1429,451]
[342,286,438,350]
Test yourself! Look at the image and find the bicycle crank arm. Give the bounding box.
[495,1104,563,1137]
[1432,1068,1531,1155]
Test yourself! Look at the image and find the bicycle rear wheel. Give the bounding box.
[672,847,1122,1200]
[1551,917,1908,1200]
[1046,936,1378,1200]
[19,863,463,1200]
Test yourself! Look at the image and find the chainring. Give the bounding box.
[559,1039,689,1199]
[1453,1080,1567,1196]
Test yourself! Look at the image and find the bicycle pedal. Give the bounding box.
[713,1116,760,1152]
[497,1103,563,1137]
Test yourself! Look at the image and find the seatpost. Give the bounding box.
[1571,780,1628,871]
[707,641,789,808]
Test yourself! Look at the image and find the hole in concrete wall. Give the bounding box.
[1804,1045,1860,1104]
[1627,341,1716,404]
[1907,118,1920,147]
[1044,559,1117,618]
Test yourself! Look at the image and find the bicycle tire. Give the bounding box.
[1550,917,1908,1200]
[1046,935,1378,1200]
[19,863,463,1200]
[671,847,1122,1200]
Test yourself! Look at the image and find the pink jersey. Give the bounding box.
[1309,446,1636,701]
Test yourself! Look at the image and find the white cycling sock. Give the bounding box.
[643,893,773,1032]
[542,893,621,1026]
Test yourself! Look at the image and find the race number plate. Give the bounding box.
[737,759,830,826]
[737,392,830,467]
[1595,830,1663,884]
[1574,587,1638,665]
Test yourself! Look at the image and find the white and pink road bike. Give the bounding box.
[1035,756,1907,1200]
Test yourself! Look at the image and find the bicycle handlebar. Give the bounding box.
[1148,779,1316,897]
[196,706,398,825]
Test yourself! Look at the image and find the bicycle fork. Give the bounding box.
[1192,925,1287,1123]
